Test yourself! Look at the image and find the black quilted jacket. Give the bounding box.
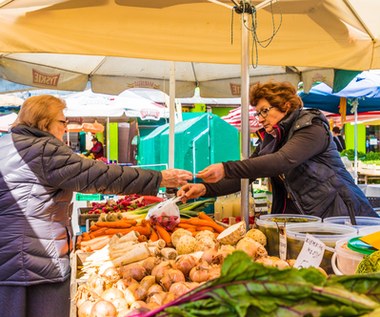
[0,125,161,285]
[203,109,377,219]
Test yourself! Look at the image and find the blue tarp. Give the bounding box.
[299,71,380,114]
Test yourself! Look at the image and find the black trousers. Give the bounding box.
[0,279,70,317]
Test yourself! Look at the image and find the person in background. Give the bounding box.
[178,81,378,220]
[0,95,193,317]
[332,126,346,152]
[88,136,104,159]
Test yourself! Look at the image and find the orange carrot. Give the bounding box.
[196,226,215,232]
[89,227,108,239]
[104,228,134,235]
[81,232,91,241]
[198,212,214,222]
[181,218,225,233]
[150,228,159,241]
[155,223,171,246]
[96,219,136,228]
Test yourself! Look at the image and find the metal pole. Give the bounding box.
[241,9,250,230]
[168,62,176,169]
[354,106,358,184]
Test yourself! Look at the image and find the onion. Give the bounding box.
[90,300,117,317]
[78,300,94,317]
[201,248,219,264]
[87,274,106,296]
[120,263,146,281]
[175,255,197,275]
[101,267,120,286]
[101,288,125,302]
[160,269,185,291]
[189,261,212,283]
[142,256,161,274]
[151,260,175,282]
[147,283,163,295]
[169,282,193,298]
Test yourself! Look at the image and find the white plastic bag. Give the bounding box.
[146,196,181,231]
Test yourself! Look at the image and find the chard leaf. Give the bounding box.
[163,298,234,316]
[312,285,378,313]
[326,273,380,302]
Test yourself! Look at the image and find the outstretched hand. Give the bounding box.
[177,183,207,202]
[196,163,225,183]
[160,169,193,188]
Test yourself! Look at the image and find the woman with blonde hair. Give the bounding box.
[0,95,192,317]
[179,81,377,220]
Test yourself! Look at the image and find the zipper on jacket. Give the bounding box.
[279,173,305,215]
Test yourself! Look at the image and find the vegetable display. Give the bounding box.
[131,251,380,317]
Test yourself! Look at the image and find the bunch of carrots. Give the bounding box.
[78,212,225,250]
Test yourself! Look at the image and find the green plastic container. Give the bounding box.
[286,223,357,274]
[75,193,104,201]
[256,214,321,257]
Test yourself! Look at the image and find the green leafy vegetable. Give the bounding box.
[128,251,380,317]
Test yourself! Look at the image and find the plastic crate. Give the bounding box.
[75,193,104,201]
[78,207,101,227]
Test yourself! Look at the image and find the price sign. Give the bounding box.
[294,234,325,269]
[278,225,287,261]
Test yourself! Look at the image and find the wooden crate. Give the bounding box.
[70,251,92,317]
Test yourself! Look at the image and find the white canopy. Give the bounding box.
[0,112,17,132]
[63,90,169,121]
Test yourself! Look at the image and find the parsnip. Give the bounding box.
[161,247,178,260]
[112,243,150,267]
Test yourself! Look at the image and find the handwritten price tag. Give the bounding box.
[278,225,287,261]
[294,234,325,269]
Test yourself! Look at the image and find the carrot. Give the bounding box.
[89,224,101,231]
[81,232,91,241]
[196,226,215,232]
[155,223,171,246]
[150,228,159,242]
[198,212,214,222]
[89,227,108,239]
[133,224,152,237]
[177,223,197,230]
[104,228,134,235]
[181,218,225,233]
[96,219,137,228]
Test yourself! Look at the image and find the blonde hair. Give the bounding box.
[12,95,66,131]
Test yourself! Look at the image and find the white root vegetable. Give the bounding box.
[148,246,160,257]
[245,228,267,246]
[236,237,268,260]
[176,235,197,255]
[160,247,178,260]
[111,243,150,267]
[147,239,166,249]
[193,236,216,252]
[118,231,139,243]
[171,229,193,247]
[216,221,246,245]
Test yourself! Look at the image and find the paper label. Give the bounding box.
[294,234,325,269]
[279,225,287,261]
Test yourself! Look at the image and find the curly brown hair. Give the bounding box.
[249,81,303,113]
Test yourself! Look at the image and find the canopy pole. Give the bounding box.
[107,116,110,162]
[354,106,358,184]
[168,62,176,169]
[240,8,250,230]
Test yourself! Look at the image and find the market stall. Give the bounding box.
[71,195,380,317]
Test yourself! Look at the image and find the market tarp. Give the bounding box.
[0,112,17,131]
[63,89,169,121]
[0,1,379,70]
[300,71,380,114]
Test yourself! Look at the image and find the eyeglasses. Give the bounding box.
[56,119,68,127]
[254,106,273,119]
